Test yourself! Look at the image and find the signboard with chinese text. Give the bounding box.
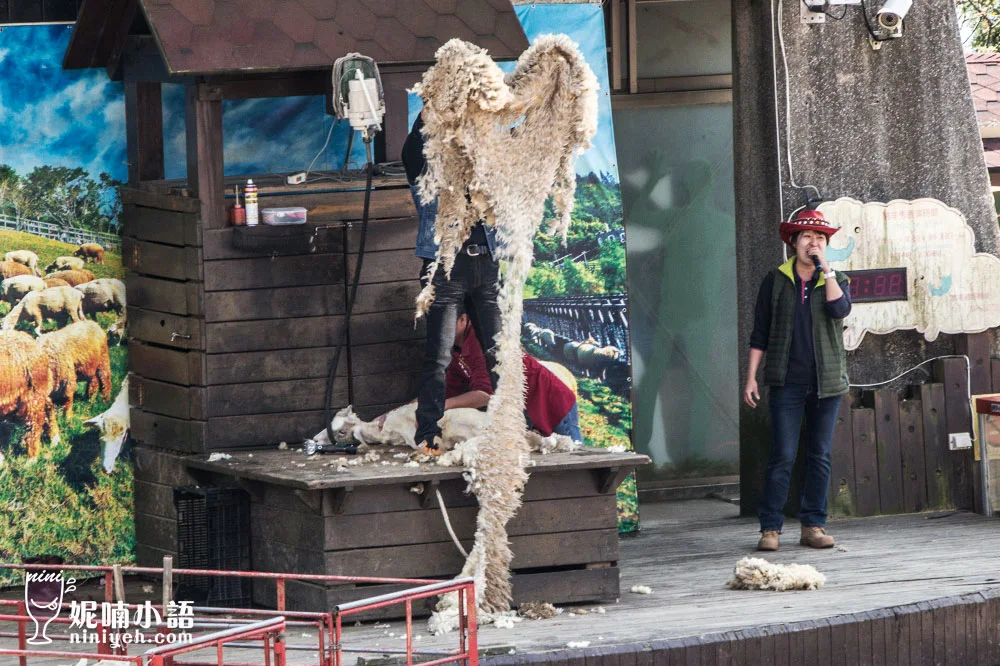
[818,197,1000,350]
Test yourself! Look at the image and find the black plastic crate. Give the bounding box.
[173,486,251,608]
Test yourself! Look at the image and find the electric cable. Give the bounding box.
[776,0,823,201]
[849,354,974,435]
[304,117,340,183]
[323,137,375,453]
[437,489,469,558]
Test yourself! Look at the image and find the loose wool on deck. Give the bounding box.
[728,557,826,592]
[413,35,598,618]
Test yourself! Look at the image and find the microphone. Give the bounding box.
[810,255,822,271]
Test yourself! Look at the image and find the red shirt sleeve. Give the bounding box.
[445,326,493,399]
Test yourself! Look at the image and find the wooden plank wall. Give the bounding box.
[484,588,1000,666]
[245,467,622,616]
[123,181,420,452]
[821,332,992,517]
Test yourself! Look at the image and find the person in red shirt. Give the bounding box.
[447,305,582,442]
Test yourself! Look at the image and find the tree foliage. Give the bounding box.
[0,164,122,233]
[959,0,1000,50]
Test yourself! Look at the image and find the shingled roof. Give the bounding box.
[65,0,528,75]
[968,52,1000,128]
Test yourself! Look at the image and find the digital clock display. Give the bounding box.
[845,267,908,303]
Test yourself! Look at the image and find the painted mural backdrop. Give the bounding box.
[513,4,636,532]
[0,25,131,583]
[0,25,368,581]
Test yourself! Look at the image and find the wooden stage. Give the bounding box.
[305,498,1000,665]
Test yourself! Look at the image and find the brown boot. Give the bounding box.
[757,530,780,551]
[800,526,835,549]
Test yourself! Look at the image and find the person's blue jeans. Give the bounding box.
[552,403,582,442]
[758,384,842,533]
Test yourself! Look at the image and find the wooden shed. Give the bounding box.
[64,0,647,613]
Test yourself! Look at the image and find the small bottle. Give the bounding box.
[230,184,246,225]
[245,179,259,226]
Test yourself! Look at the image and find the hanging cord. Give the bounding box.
[849,354,973,435]
[323,137,375,452]
[436,488,469,558]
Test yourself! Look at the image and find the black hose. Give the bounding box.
[323,137,375,452]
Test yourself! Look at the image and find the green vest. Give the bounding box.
[763,257,850,399]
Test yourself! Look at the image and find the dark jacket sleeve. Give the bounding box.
[823,276,852,319]
[749,272,774,351]
[401,112,426,187]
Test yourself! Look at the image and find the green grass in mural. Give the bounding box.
[0,230,133,582]
[0,229,123,280]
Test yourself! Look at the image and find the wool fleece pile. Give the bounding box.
[412,35,598,623]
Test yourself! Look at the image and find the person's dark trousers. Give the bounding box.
[414,251,501,444]
[757,383,842,532]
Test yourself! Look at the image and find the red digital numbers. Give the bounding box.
[889,273,902,295]
[842,268,907,303]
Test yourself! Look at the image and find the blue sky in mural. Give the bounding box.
[1,8,616,183]
[408,3,620,181]
[0,25,127,180]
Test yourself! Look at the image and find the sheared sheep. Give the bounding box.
[0,331,58,456]
[84,377,129,474]
[4,250,41,276]
[1,275,46,305]
[44,269,95,287]
[45,256,85,273]
[309,403,577,458]
[37,320,112,417]
[0,261,30,280]
[73,243,105,264]
[576,343,622,377]
[3,287,86,335]
[563,340,580,362]
[728,557,826,592]
[75,278,126,319]
[536,328,556,349]
[44,278,71,289]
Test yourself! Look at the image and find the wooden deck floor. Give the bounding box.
[6,500,1000,665]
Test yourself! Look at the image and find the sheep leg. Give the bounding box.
[98,359,112,400]
[43,399,60,446]
[18,397,45,457]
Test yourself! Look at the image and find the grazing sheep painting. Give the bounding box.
[45,256,85,273]
[73,243,105,264]
[0,331,58,457]
[3,286,86,335]
[0,275,46,305]
[37,320,113,417]
[84,377,129,474]
[75,278,125,319]
[4,250,41,276]
[44,269,95,287]
[0,260,31,279]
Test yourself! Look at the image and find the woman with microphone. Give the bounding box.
[744,209,852,551]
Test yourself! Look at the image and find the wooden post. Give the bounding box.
[112,564,126,603]
[380,70,423,165]
[185,83,225,229]
[610,0,623,92]
[125,81,165,186]
[627,0,638,94]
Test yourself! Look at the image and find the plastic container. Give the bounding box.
[262,207,308,225]
[245,179,259,226]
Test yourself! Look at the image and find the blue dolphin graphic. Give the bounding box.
[826,237,855,263]
[930,275,952,297]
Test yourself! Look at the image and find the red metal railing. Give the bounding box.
[145,616,287,666]
[0,562,478,666]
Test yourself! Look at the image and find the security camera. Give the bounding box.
[875,0,912,34]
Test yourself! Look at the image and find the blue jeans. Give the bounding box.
[552,403,582,442]
[758,384,841,532]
